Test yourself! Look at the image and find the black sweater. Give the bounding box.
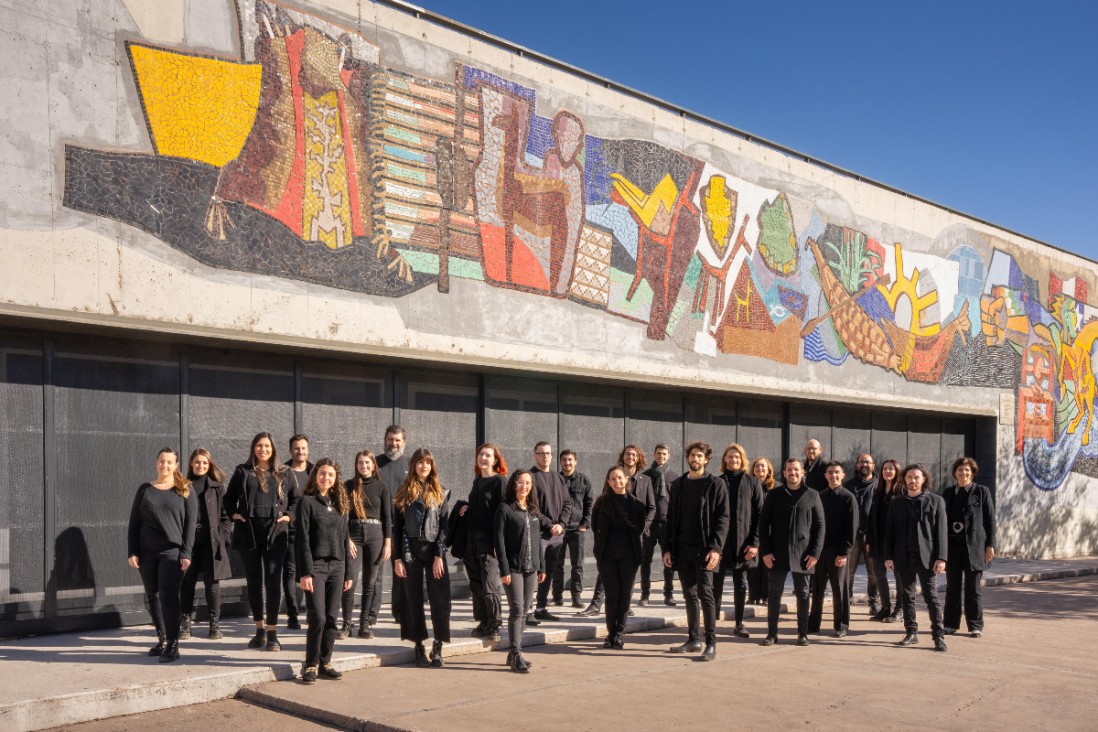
[345,476,393,542]
[127,483,199,560]
[532,467,572,535]
[466,474,506,553]
[295,492,352,581]
[820,486,859,554]
[495,503,544,576]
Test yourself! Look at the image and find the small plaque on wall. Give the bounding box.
[999,393,1016,426]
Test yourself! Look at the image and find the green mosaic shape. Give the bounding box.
[757,194,797,275]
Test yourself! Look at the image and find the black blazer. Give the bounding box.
[195,476,233,581]
[942,483,996,570]
[758,484,825,574]
[721,470,764,569]
[494,503,544,577]
[662,473,730,563]
[884,491,948,571]
[591,491,648,565]
[627,472,657,537]
[225,463,297,551]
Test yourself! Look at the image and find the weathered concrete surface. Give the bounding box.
[55,574,1098,732]
[4,557,1097,732]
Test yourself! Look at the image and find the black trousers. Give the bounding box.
[552,529,586,602]
[400,542,451,644]
[304,558,344,667]
[391,564,404,623]
[712,565,749,624]
[896,559,945,638]
[944,543,983,631]
[598,554,639,637]
[180,528,221,620]
[503,570,537,653]
[535,534,565,610]
[808,548,850,633]
[344,523,385,626]
[767,569,811,637]
[465,551,503,630]
[870,554,901,612]
[640,521,674,599]
[676,549,718,644]
[282,536,302,622]
[847,535,879,605]
[241,541,285,626]
[139,549,185,643]
[748,564,767,603]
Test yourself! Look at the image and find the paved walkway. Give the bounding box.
[2,556,1096,732]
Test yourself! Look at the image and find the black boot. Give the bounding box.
[414,643,430,668]
[430,640,444,668]
[897,633,919,646]
[664,594,677,607]
[338,620,351,639]
[247,627,266,649]
[265,629,281,651]
[159,639,180,662]
[208,616,223,640]
[358,622,374,639]
[148,632,167,657]
[179,615,193,641]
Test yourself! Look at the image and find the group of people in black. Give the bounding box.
[126,429,996,680]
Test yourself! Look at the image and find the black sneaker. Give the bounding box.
[525,612,541,626]
[247,629,266,649]
[487,627,502,642]
[318,663,343,679]
[265,631,281,652]
[796,636,810,647]
[358,624,374,640]
[286,616,301,630]
[470,623,487,638]
[534,609,559,622]
[301,665,318,684]
[430,640,444,668]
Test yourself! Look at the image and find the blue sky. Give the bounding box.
[413,1,1098,262]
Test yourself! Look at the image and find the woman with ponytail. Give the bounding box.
[127,447,198,663]
[342,450,392,639]
[591,465,647,650]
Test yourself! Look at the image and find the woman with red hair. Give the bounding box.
[462,443,508,641]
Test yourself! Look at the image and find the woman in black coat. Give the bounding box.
[866,458,903,622]
[591,466,648,650]
[494,468,545,673]
[343,450,393,640]
[179,448,233,640]
[225,432,298,652]
[942,456,996,637]
[127,447,198,663]
[716,443,763,638]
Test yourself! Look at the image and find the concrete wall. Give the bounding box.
[1,0,1096,556]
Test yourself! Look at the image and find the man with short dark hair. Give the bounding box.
[283,434,313,631]
[844,453,881,616]
[641,444,679,607]
[808,461,858,637]
[531,441,571,623]
[662,441,729,661]
[555,449,593,608]
[377,425,410,624]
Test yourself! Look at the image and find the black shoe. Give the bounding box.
[265,631,281,652]
[511,653,530,673]
[338,621,351,640]
[638,597,649,607]
[760,635,777,646]
[158,640,180,663]
[148,635,166,657]
[835,628,848,638]
[506,650,535,668]
[934,637,948,652]
[179,616,192,641]
[603,636,613,648]
[571,599,585,609]
[208,620,223,640]
[796,635,809,647]
[897,633,919,647]
[285,617,302,631]
[577,604,600,617]
[247,628,266,649]
[733,625,749,638]
[414,643,430,668]
[552,598,564,607]
[470,623,487,638]
[669,640,703,653]
[525,612,542,626]
[301,665,318,684]
[868,604,882,618]
[534,609,559,621]
[664,596,677,607]
[358,624,374,640]
[611,634,625,650]
[430,640,444,668]
[319,662,343,679]
[943,626,958,635]
[886,607,902,623]
[486,627,502,642]
[700,644,716,661]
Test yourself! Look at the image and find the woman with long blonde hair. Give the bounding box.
[342,449,392,639]
[179,448,232,641]
[393,448,453,667]
[747,456,775,604]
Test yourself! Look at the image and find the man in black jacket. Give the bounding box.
[803,439,828,492]
[844,453,880,616]
[759,458,824,646]
[662,441,729,661]
[283,435,313,631]
[808,461,858,637]
[377,425,410,624]
[531,441,571,623]
[641,444,679,606]
[555,449,593,608]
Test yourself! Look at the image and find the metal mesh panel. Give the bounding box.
[400,370,479,502]
[626,390,684,473]
[871,412,908,468]
[54,345,180,615]
[0,339,45,621]
[685,393,737,474]
[789,403,833,464]
[484,376,557,474]
[560,384,624,482]
[737,398,783,469]
[909,415,943,493]
[301,363,391,473]
[833,407,873,471]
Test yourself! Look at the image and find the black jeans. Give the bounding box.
[871,555,901,612]
[896,559,945,638]
[640,521,674,599]
[712,565,749,624]
[282,536,301,622]
[598,554,639,638]
[180,528,221,620]
[139,549,185,643]
[808,548,850,632]
[847,534,879,605]
[304,558,344,667]
[400,542,451,644]
[748,564,767,603]
[503,570,537,653]
[944,542,983,631]
[241,539,286,626]
[676,548,718,644]
[465,551,503,630]
[552,529,586,602]
[535,534,565,610]
[345,522,386,626]
[767,569,811,637]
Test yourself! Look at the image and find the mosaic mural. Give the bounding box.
[62,0,1097,491]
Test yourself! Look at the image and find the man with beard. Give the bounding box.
[803,439,828,492]
[844,453,881,617]
[282,435,313,631]
[662,441,729,661]
[640,444,679,607]
[759,458,824,647]
[555,449,593,608]
[377,425,410,624]
[808,461,858,638]
[530,441,571,624]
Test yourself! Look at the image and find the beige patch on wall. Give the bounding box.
[121,0,186,44]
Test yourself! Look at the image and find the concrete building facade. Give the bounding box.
[1,0,1095,634]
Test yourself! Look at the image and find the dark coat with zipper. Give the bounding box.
[495,503,544,577]
[759,484,825,574]
[591,490,648,565]
[195,475,233,581]
[942,483,996,570]
[662,472,730,564]
[721,470,764,569]
[883,490,948,571]
[225,463,297,551]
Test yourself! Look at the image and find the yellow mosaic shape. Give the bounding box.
[303,92,352,249]
[610,173,679,234]
[129,43,262,168]
[877,243,941,337]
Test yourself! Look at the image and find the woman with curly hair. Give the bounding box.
[494,468,544,672]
